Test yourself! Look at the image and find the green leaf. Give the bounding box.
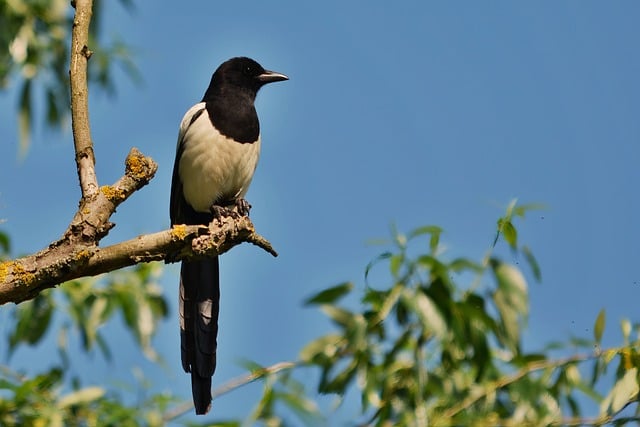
[275,390,322,424]
[9,292,55,354]
[320,305,355,329]
[505,198,518,215]
[491,260,529,352]
[0,378,18,391]
[58,386,105,408]
[408,225,443,253]
[95,333,113,362]
[492,260,528,317]
[594,309,606,345]
[408,225,442,240]
[362,287,388,310]
[401,289,446,339]
[493,288,520,352]
[365,251,393,286]
[304,282,353,306]
[502,220,517,249]
[299,334,343,364]
[237,358,264,373]
[565,394,580,417]
[448,257,483,274]
[0,230,10,256]
[512,202,546,218]
[136,298,155,356]
[391,223,407,249]
[45,87,61,126]
[522,245,542,282]
[320,360,358,394]
[621,318,632,343]
[599,367,639,416]
[389,254,403,277]
[18,79,32,156]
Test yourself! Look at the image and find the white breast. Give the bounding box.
[178,103,261,213]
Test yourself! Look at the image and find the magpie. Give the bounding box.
[169,57,288,415]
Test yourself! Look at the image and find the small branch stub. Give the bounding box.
[81,45,93,59]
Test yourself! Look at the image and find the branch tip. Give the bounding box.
[247,233,278,257]
[124,148,157,182]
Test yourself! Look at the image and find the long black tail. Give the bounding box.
[179,256,220,415]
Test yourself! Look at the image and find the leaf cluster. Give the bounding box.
[0,0,139,153]
[1,259,173,426]
[7,263,168,363]
[297,201,640,426]
[0,364,175,427]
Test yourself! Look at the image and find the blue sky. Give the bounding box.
[1,1,639,424]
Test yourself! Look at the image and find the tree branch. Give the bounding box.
[70,0,98,199]
[163,361,298,422]
[0,146,277,305]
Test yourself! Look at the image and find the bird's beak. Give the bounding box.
[257,70,289,83]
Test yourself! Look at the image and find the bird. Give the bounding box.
[169,57,288,415]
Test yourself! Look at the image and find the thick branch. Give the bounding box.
[0,143,276,305]
[70,0,97,199]
[0,215,276,305]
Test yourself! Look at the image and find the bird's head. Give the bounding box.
[208,57,288,98]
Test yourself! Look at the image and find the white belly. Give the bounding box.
[178,104,261,213]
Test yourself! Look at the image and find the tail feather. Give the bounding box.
[179,257,220,415]
[191,371,213,415]
[179,278,194,372]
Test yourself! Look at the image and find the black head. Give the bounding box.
[204,57,288,101]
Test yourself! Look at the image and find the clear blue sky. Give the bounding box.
[1,1,639,424]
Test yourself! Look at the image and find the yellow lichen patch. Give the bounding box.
[100,185,125,202]
[171,224,188,240]
[0,261,9,282]
[126,152,147,180]
[74,249,92,262]
[11,262,35,285]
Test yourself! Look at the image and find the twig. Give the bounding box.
[162,361,298,422]
[435,346,640,426]
[439,352,593,422]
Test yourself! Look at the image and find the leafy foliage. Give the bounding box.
[1,262,173,426]
[0,364,175,427]
[7,263,168,362]
[0,0,139,154]
[3,202,640,425]
[296,202,640,426]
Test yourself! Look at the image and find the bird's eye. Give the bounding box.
[243,66,253,76]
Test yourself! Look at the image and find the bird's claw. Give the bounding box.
[210,204,237,221]
[235,198,252,217]
[209,198,251,220]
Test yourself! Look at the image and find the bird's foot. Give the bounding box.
[210,204,237,221]
[210,199,251,220]
[235,198,252,217]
